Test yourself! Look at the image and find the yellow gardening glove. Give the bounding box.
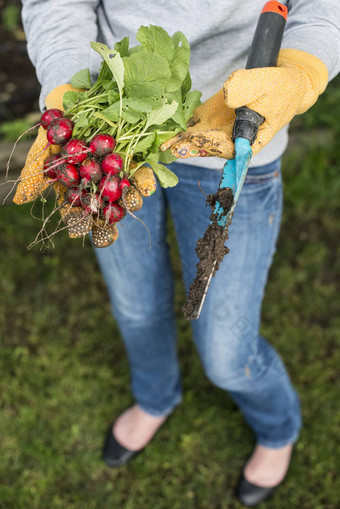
[161,88,235,158]
[162,49,328,159]
[13,84,96,242]
[13,126,61,204]
[13,84,77,205]
[45,84,77,111]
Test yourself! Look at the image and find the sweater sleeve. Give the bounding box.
[21,0,100,110]
[283,0,340,81]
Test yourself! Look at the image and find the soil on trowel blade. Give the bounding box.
[182,188,234,320]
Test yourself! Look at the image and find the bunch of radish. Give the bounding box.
[40,107,146,226]
[9,27,202,249]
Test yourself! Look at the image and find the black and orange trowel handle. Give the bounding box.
[247,1,288,69]
[233,1,288,144]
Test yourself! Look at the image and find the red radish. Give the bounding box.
[43,154,63,178]
[65,187,84,207]
[101,153,124,176]
[57,163,80,187]
[103,203,126,223]
[62,139,88,164]
[89,134,116,157]
[41,109,64,129]
[99,176,122,202]
[81,192,104,214]
[47,118,73,145]
[120,178,130,192]
[79,158,103,183]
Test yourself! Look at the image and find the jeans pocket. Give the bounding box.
[242,159,282,216]
[234,161,283,242]
[244,158,281,192]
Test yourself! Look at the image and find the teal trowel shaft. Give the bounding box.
[214,138,252,228]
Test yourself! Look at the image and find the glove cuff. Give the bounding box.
[278,48,329,96]
[45,84,79,111]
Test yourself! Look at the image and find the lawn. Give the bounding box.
[0,78,339,508]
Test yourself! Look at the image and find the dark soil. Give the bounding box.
[182,187,234,320]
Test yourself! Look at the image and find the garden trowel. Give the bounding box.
[184,1,288,320]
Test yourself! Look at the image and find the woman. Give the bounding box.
[19,0,340,505]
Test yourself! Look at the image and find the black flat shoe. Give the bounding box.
[102,423,143,468]
[236,474,278,506]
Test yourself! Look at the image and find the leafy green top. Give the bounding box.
[63,25,201,188]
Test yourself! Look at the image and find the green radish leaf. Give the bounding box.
[128,44,143,55]
[136,25,175,63]
[124,98,154,114]
[97,61,112,83]
[166,32,190,92]
[94,112,117,127]
[124,93,165,114]
[125,82,164,99]
[101,103,120,122]
[102,100,143,123]
[108,90,120,103]
[149,162,178,188]
[181,71,192,98]
[183,90,202,122]
[170,91,201,132]
[167,90,186,129]
[134,133,156,154]
[121,106,143,123]
[63,91,83,110]
[155,118,184,132]
[123,50,171,87]
[152,130,181,163]
[124,83,166,113]
[145,152,158,164]
[83,127,92,138]
[158,150,177,164]
[166,89,182,109]
[146,101,178,128]
[171,104,186,130]
[74,117,89,128]
[100,80,112,90]
[101,80,117,91]
[91,42,125,91]
[154,129,181,146]
[114,36,130,57]
[70,68,92,89]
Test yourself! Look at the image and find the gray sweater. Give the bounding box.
[21,0,340,168]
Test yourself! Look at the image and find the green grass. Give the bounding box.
[0,78,339,509]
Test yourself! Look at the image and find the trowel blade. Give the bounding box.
[214,158,237,228]
[191,138,253,320]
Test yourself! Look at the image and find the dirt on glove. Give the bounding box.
[182,187,234,320]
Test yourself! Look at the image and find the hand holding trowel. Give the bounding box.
[161,0,329,320]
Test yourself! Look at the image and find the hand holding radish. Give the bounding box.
[161,49,329,160]
[10,25,202,249]
[12,104,156,248]
[160,88,236,159]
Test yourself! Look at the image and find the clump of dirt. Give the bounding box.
[182,187,234,320]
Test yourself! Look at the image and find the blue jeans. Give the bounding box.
[94,159,302,448]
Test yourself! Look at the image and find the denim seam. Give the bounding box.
[245,169,280,183]
[138,395,182,417]
[257,429,300,449]
[244,175,280,195]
